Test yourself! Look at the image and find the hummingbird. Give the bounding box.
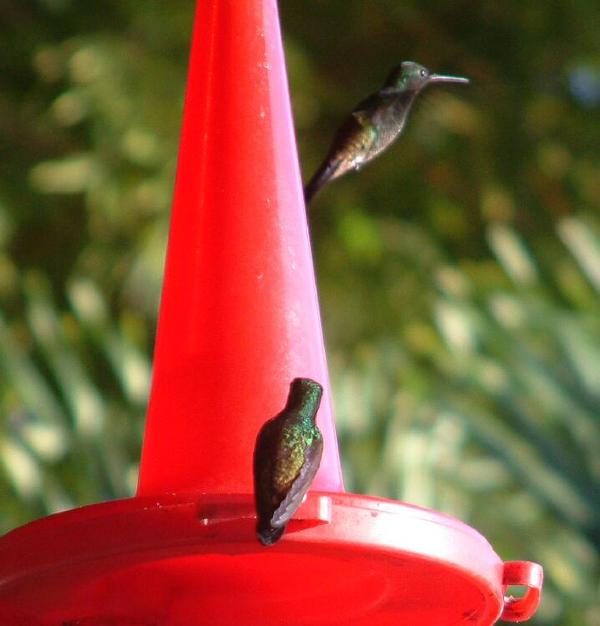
[253,377,324,546]
[304,61,470,204]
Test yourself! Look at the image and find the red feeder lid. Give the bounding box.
[0,1,542,624]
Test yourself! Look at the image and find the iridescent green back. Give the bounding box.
[272,417,322,494]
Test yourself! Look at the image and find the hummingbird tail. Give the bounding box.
[304,159,339,206]
[257,522,286,546]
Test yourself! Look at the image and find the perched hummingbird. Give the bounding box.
[253,377,324,546]
[304,61,470,204]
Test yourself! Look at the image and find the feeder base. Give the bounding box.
[0,492,542,625]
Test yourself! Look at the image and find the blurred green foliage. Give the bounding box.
[1,1,599,624]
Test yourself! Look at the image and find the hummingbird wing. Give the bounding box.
[351,90,403,162]
[304,115,371,203]
[270,437,323,529]
[346,111,377,170]
[253,418,281,522]
[330,87,400,172]
[304,90,392,204]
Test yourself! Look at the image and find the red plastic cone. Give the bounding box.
[0,1,542,624]
[137,0,342,497]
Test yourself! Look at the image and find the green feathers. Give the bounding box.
[253,378,324,546]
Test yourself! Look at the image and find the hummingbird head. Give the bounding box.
[384,61,469,93]
[286,378,323,415]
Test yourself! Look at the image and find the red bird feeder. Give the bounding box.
[0,1,543,625]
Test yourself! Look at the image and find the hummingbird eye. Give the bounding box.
[420,69,427,78]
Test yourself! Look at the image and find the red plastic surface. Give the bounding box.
[502,561,544,622]
[0,492,541,625]
[137,0,342,497]
[0,0,543,624]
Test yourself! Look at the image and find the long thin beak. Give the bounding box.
[428,73,470,85]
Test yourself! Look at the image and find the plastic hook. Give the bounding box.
[500,560,544,622]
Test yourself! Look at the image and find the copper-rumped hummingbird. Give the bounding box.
[253,377,324,546]
[304,61,469,204]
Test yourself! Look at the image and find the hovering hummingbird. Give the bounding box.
[304,61,470,204]
[253,377,324,546]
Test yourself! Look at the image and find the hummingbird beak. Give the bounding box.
[428,73,470,85]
